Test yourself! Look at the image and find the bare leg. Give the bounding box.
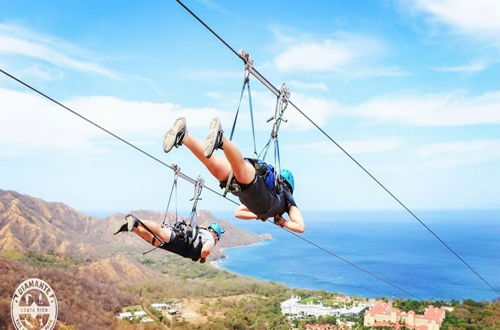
[132,220,171,247]
[183,133,231,181]
[221,137,256,184]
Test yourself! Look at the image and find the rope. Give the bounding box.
[0,68,419,298]
[173,0,499,295]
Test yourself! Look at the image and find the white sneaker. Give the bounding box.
[163,117,187,153]
[203,118,224,158]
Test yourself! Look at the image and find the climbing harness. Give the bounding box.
[170,175,204,243]
[143,172,204,255]
[223,51,291,196]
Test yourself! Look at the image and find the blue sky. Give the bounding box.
[1,0,499,213]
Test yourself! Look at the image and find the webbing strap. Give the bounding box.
[188,176,204,227]
[247,80,258,157]
[162,164,180,227]
[230,49,258,157]
[229,79,248,141]
[223,171,234,197]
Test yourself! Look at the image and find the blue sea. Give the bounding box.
[213,210,499,301]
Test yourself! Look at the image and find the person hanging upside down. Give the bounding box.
[114,214,224,262]
[162,117,305,233]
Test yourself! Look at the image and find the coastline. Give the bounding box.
[211,239,273,270]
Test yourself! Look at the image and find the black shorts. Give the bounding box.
[227,174,284,220]
[159,228,198,260]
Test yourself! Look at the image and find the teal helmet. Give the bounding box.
[280,169,295,192]
[208,222,224,239]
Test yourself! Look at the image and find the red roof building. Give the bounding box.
[364,300,447,329]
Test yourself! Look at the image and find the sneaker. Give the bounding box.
[113,222,128,235]
[204,118,224,158]
[125,214,140,231]
[113,214,140,235]
[163,117,187,153]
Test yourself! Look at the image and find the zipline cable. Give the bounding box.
[174,0,499,295]
[0,68,419,299]
[0,68,232,205]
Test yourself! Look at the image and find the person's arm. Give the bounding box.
[275,206,305,234]
[234,204,259,220]
[199,241,213,263]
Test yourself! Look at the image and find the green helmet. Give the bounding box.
[208,222,224,239]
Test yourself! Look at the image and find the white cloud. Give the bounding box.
[433,61,487,72]
[0,23,119,79]
[416,139,500,167]
[274,39,356,72]
[288,80,329,91]
[348,91,500,126]
[404,0,500,44]
[0,88,230,156]
[271,29,401,76]
[296,137,403,155]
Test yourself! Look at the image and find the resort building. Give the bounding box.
[280,296,368,318]
[117,312,133,320]
[151,303,170,310]
[363,300,447,329]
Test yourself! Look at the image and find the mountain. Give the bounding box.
[0,189,271,260]
[0,189,98,255]
[75,254,158,285]
[0,255,139,329]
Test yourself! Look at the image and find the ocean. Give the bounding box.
[213,210,500,301]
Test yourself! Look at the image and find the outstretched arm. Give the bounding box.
[235,204,259,220]
[276,206,305,233]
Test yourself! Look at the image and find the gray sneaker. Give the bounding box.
[204,118,224,158]
[163,117,187,153]
[125,214,140,231]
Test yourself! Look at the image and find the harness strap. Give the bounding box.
[223,171,234,197]
[229,50,258,158]
[188,176,204,228]
[162,164,181,227]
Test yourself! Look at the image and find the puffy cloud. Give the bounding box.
[404,0,500,44]
[433,61,487,72]
[348,91,500,126]
[0,23,118,79]
[0,88,230,156]
[416,139,500,167]
[271,29,405,77]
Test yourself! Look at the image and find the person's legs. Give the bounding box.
[220,136,256,184]
[132,220,171,247]
[183,133,231,182]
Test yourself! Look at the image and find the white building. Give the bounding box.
[134,311,147,318]
[141,317,154,323]
[151,303,169,310]
[117,312,133,320]
[281,296,368,318]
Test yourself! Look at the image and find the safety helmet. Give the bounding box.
[280,169,295,192]
[208,222,224,239]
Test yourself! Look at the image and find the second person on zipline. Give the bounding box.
[163,117,305,233]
